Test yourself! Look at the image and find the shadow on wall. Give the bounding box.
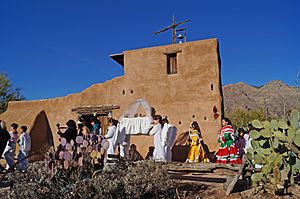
[29,110,54,160]
[172,131,190,161]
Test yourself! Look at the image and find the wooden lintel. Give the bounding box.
[72,105,120,115]
[163,50,182,55]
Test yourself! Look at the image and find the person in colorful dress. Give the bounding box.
[90,119,100,145]
[215,118,242,164]
[186,121,206,163]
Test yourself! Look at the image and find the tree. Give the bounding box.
[0,73,25,114]
[225,108,265,128]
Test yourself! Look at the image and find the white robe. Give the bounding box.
[149,124,165,161]
[17,132,31,171]
[105,126,117,155]
[113,123,130,158]
[161,124,177,162]
[166,126,177,161]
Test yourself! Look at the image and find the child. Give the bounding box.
[186,121,205,163]
[235,128,246,159]
[215,118,241,164]
[4,123,19,169]
[17,126,31,172]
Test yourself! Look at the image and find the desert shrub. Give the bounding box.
[7,161,94,199]
[6,160,175,199]
[81,161,175,199]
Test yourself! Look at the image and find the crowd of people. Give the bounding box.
[53,115,179,164]
[0,120,31,173]
[103,114,178,162]
[0,115,251,173]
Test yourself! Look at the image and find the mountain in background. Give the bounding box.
[223,80,300,118]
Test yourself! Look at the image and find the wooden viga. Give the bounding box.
[72,104,120,115]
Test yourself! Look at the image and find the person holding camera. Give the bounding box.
[57,120,77,143]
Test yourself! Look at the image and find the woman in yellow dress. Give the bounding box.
[186,121,206,163]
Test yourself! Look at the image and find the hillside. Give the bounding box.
[223,80,300,118]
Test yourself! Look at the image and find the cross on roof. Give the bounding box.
[154,16,191,44]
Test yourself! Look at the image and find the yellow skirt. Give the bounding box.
[187,143,205,162]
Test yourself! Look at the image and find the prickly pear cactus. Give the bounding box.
[246,110,300,191]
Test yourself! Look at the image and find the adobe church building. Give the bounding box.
[0,38,223,161]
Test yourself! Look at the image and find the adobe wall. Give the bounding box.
[122,38,223,157]
[0,38,223,160]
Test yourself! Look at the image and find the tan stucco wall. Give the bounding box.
[0,38,223,160]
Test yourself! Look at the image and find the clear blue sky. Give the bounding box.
[1,0,299,100]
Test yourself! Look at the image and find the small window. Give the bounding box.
[122,90,125,95]
[131,90,133,94]
[211,84,214,91]
[192,115,195,118]
[179,121,181,125]
[167,53,177,74]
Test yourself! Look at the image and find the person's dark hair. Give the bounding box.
[238,128,245,134]
[222,117,231,125]
[108,118,118,126]
[66,120,77,129]
[112,119,118,126]
[247,123,254,131]
[162,117,169,125]
[154,115,162,124]
[130,144,137,150]
[11,123,18,130]
[21,126,27,132]
[78,122,83,129]
[190,121,201,134]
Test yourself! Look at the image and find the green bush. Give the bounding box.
[226,108,265,128]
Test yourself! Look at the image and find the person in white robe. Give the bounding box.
[149,115,165,161]
[161,118,177,162]
[17,126,31,172]
[120,134,130,158]
[113,121,130,158]
[105,119,117,156]
[165,126,177,162]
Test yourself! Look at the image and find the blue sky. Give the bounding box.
[0,0,299,100]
